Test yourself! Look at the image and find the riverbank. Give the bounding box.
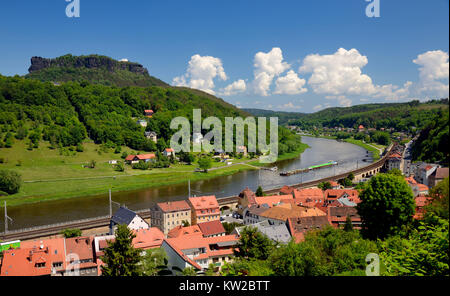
[1,139,309,207]
[248,142,310,167]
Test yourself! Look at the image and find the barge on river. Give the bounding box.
[280,161,338,176]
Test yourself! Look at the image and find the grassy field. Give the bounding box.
[0,140,260,206]
[0,137,312,207]
[248,142,310,167]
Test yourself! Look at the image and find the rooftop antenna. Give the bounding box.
[4,201,13,234]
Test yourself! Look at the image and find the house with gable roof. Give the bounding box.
[109,206,149,235]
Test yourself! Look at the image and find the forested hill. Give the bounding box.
[242,108,307,125]
[246,99,449,133]
[0,74,249,152]
[25,54,169,88]
[411,108,449,166]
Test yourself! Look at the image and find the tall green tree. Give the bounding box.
[101,224,142,276]
[198,156,212,173]
[357,173,415,239]
[234,226,274,260]
[255,186,264,197]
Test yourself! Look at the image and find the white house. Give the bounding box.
[109,206,149,235]
[163,148,175,157]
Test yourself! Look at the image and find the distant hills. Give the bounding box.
[244,99,449,132]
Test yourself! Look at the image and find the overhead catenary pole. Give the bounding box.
[4,201,12,234]
[109,188,112,218]
[188,180,191,198]
[4,201,7,234]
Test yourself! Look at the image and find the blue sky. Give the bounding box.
[0,0,448,112]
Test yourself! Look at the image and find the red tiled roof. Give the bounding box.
[1,238,67,276]
[188,196,219,210]
[137,153,156,160]
[167,225,202,238]
[293,188,324,200]
[125,155,136,161]
[240,188,257,205]
[132,228,164,250]
[388,153,402,159]
[157,200,191,213]
[197,220,225,236]
[279,185,295,195]
[65,236,95,261]
[165,148,174,152]
[324,189,359,200]
[254,195,293,207]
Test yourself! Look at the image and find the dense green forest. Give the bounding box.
[246,99,449,134]
[0,75,303,156]
[411,108,449,165]
[0,75,247,151]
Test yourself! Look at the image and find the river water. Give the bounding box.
[3,136,370,231]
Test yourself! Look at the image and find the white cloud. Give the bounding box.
[220,79,247,96]
[173,54,227,95]
[274,70,308,95]
[313,104,323,111]
[373,81,413,101]
[413,50,449,97]
[277,102,302,110]
[299,48,376,96]
[252,47,291,96]
[325,95,352,107]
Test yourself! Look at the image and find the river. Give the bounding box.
[2,136,370,231]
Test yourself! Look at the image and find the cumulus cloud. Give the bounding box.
[220,79,247,96]
[373,81,413,101]
[274,70,308,95]
[299,48,376,96]
[252,47,291,96]
[325,95,352,107]
[173,54,228,95]
[413,50,449,97]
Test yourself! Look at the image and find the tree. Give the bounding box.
[222,222,243,235]
[387,168,403,176]
[182,267,198,276]
[140,248,170,276]
[378,216,449,276]
[182,220,190,227]
[318,181,332,190]
[61,228,82,238]
[424,177,449,220]
[101,224,142,276]
[114,161,125,172]
[0,169,22,195]
[255,186,264,197]
[234,226,274,260]
[198,156,212,173]
[357,173,415,240]
[343,216,353,232]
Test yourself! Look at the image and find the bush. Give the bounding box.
[0,169,22,194]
